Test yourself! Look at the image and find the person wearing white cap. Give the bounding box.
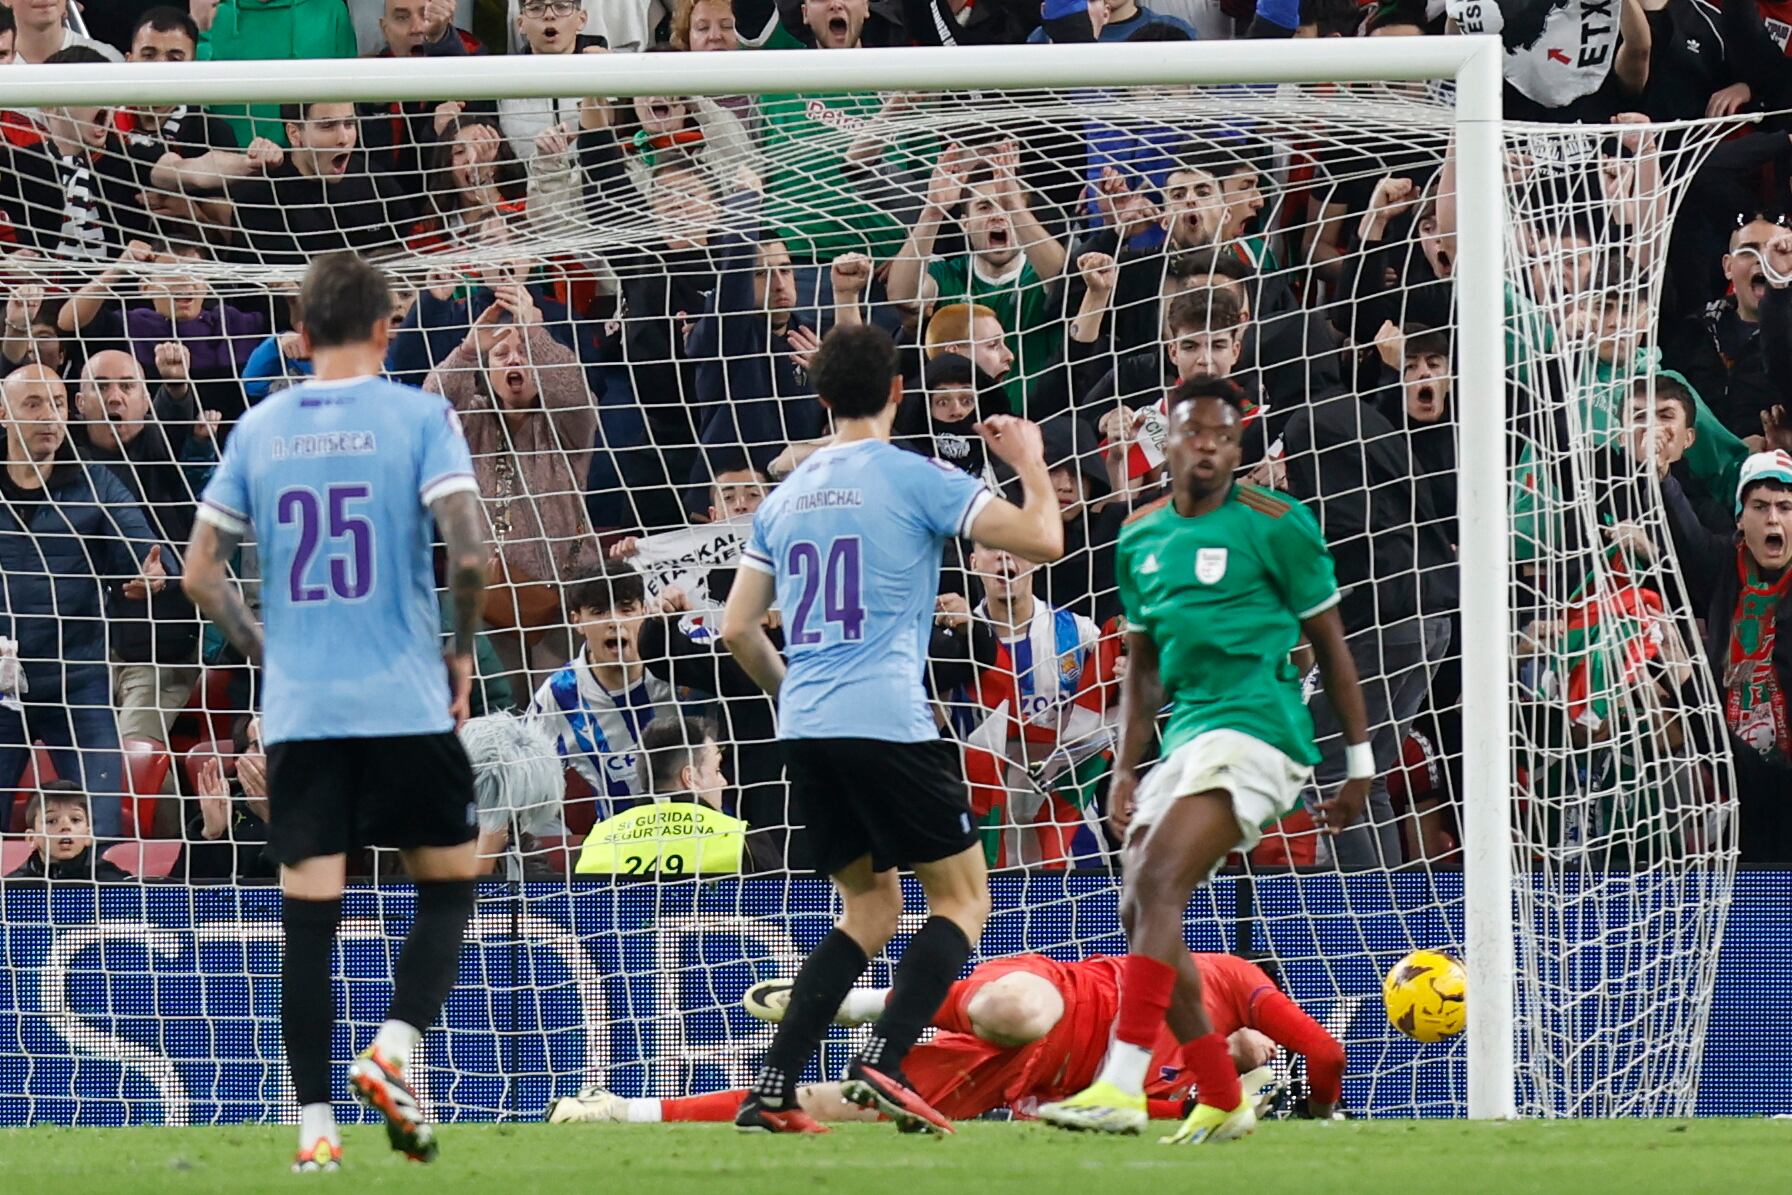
[1664,447,1792,861]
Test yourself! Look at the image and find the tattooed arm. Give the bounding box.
[182,519,263,665]
[431,488,490,728]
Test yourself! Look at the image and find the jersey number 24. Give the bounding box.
[278,483,375,604]
[787,537,865,645]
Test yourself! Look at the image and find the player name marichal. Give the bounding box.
[789,489,863,512]
[270,432,379,460]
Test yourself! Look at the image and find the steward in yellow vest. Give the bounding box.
[575,715,772,875]
[575,800,750,876]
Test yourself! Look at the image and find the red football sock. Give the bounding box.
[932,977,978,1035]
[660,1090,749,1122]
[1180,1032,1243,1111]
[1115,954,1177,1049]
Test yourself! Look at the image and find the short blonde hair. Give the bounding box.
[670,0,735,49]
[923,302,1000,359]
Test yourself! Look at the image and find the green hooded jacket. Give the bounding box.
[199,0,359,147]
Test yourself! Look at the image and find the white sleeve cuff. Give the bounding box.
[421,473,480,507]
[197,501,248,536]
[738,548,775,576]
[956,487,996,539]
[1296,591,1342,620]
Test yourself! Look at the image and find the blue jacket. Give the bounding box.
[0,448,163,691]
[689,191,822,509]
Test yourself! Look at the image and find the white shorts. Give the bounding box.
[1128,729,1312,854]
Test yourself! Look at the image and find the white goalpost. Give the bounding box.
[0,37,1744,1126]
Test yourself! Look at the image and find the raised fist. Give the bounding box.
[154,341,191,385]
[830,252,872,299]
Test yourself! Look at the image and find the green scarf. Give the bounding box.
[1725,549,1792,760]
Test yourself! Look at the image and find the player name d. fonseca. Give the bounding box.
[790,488,862,512]
[270,431,378,459]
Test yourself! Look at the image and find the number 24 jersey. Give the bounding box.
[741,440,992,743]
[197,376,477,746]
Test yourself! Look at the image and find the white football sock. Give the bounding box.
[373,1019,422,1071]
[299,1102,339,1149]
[1093,1042,1152,1097]
[839,987,891,1024]
[626,1098,663,1123]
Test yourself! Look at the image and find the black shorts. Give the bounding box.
[781,737,976,877]
[265,732,476,866]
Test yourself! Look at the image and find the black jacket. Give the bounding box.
[1280,389,1446,631]
[0,446,163,692]
[1040,502,1128,628]
[901,0,1052,44]
[610,242,721,440]
[0,133,153,258]
[6,846,131,882]
[1663,474,1792,862]
[231,156,419,264]
[70,387,205,667]
[1660,285,1792,439]
[183,802,274,881]
[361,29,494,203]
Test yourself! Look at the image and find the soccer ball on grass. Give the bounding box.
[1383,949,1467,1043]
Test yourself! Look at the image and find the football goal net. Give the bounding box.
[0,38,1747,1126]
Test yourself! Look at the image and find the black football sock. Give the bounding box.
[282,894,343,1108]
[860,916,972,1076]
[755,929,870,1107]
[387,879,477,1035]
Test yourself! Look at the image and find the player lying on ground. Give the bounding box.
[545,951,1344,1128]
[1036,377,1372,1146]
[185,252,488,1173]
[720,325,1062,1134]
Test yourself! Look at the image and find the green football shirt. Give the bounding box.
[927,255,1057,415]
[1115,483,1341,765]
[751,24,923,263]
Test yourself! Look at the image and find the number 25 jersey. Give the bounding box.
[741,440,993,743]
[197,376,478,746]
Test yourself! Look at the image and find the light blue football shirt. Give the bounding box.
[741,439,993,742]
[197,375,478,745]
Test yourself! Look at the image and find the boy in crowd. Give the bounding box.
[5,781,131,881]
[947,542,1118,869]
[498,0,610,157]
[528,571,678,819]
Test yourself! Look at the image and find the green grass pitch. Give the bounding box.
[4,1120,1787,1195]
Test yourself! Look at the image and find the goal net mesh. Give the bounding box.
[0,69,1747,1124]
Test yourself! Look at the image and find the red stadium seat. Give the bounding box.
[0,838,34,876]
[182,739,238,792]
[102,840,182,879]
[7,742,60,832]
[169,669,240,755]
[119,738,172,839]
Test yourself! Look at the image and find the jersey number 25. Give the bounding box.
[278,483,376,604]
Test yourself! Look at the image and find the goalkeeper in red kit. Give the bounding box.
[544,952,1345,1127]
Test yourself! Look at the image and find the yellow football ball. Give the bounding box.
[1383,949,1467,1043]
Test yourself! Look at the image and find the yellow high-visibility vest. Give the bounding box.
[574,800,747,876]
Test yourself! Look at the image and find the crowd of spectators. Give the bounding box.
[2,0,1792,884]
